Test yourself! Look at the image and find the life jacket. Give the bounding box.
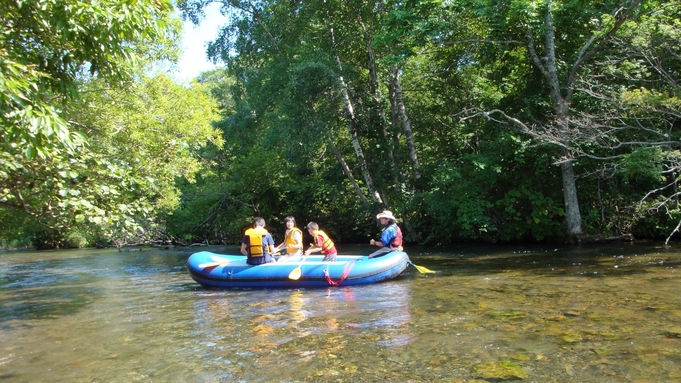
[245,227,269,257]
[284,227,303,254]
[313,230,337,255]
[389,223,403,249]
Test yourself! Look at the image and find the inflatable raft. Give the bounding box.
[186,250,410,288]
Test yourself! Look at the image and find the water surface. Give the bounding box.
[1,243,680,382]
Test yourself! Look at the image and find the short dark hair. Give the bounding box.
[253,217,265,227]
[284,216,296,225]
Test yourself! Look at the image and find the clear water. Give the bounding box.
[1,243,680,382]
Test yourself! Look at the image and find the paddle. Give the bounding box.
[272,245,287,260]
[198,260,235,268]
[288,257,306,280]
[409,261,436,273]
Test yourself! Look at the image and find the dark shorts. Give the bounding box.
[247,255,274,265]
[322,253,337,262]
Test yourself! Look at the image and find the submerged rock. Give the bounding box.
[472,360,528,380]
[662,328,681,338]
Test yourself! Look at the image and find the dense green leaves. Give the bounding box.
[0,0,221,248]
[3,0,680,249]
[1,0,174,156]
[168,0,681,245]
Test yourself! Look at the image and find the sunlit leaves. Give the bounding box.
[1,0,174,158]
[0,0,212,246]
[59,74,222,237]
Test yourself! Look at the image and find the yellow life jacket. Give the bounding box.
[284,227,303,254]
[313,230,336,255]
[245,227,268,257]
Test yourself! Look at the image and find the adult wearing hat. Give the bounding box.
[368,210,404,258]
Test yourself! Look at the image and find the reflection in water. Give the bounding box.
[289,290,307,325]
[1,243,681,382]
[185,280,418,381]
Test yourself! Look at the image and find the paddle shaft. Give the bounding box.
[198,260,235,268]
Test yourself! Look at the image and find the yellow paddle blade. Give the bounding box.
[288,266,302,280]
[411,263,436,274]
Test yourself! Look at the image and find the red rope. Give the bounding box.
[324,261,355,286]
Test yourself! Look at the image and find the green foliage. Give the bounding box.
[0,209,34,249]
[65,231,88,249]
[1,73,221,247]
[618,148,664,183]
[92,0,681,247]
[417,133,566,245]
[0,0,175,156]
[63,74,222,243]
[0,0,191,248]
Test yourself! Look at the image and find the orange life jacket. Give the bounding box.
[313,230,337,255]
[391,224,403,249]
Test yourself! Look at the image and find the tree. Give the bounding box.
[575,3,681,242]
[173,0,677,245]
[1,0,175,157]
[0,0,220,247]
[179,0,417,209]
[448,0,645,238]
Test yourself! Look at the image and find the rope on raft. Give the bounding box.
[324,261,355,286]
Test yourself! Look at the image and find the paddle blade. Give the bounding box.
[411,263,436,273]
[198,260,233,268]
[198,261,221,268]
[288,267,302,280]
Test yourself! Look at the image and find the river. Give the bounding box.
[1,242,680,382]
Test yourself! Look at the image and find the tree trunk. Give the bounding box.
[560,159,583,235]
[387,75,406,186]
[526,0,584,236]
[329,25,382,205]
[360,18,400,190]
[329,139,371,209]
[390,67,421,186]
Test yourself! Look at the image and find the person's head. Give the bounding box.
[253,217,266,228]
[284,216,296,228]
[305,221,319,233]
[376,210,396,225]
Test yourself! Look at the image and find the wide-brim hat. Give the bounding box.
[376,210,396,220]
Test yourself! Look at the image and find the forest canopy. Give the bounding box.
[2,0,680,249]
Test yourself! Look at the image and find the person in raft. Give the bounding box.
[241,217,278,265]
[368,210,404,258]
[275,216,303,262]
[303,221,337,262]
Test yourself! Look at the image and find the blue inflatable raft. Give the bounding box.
[186,250,410,288]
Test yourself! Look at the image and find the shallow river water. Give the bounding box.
[1,242,680,382]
